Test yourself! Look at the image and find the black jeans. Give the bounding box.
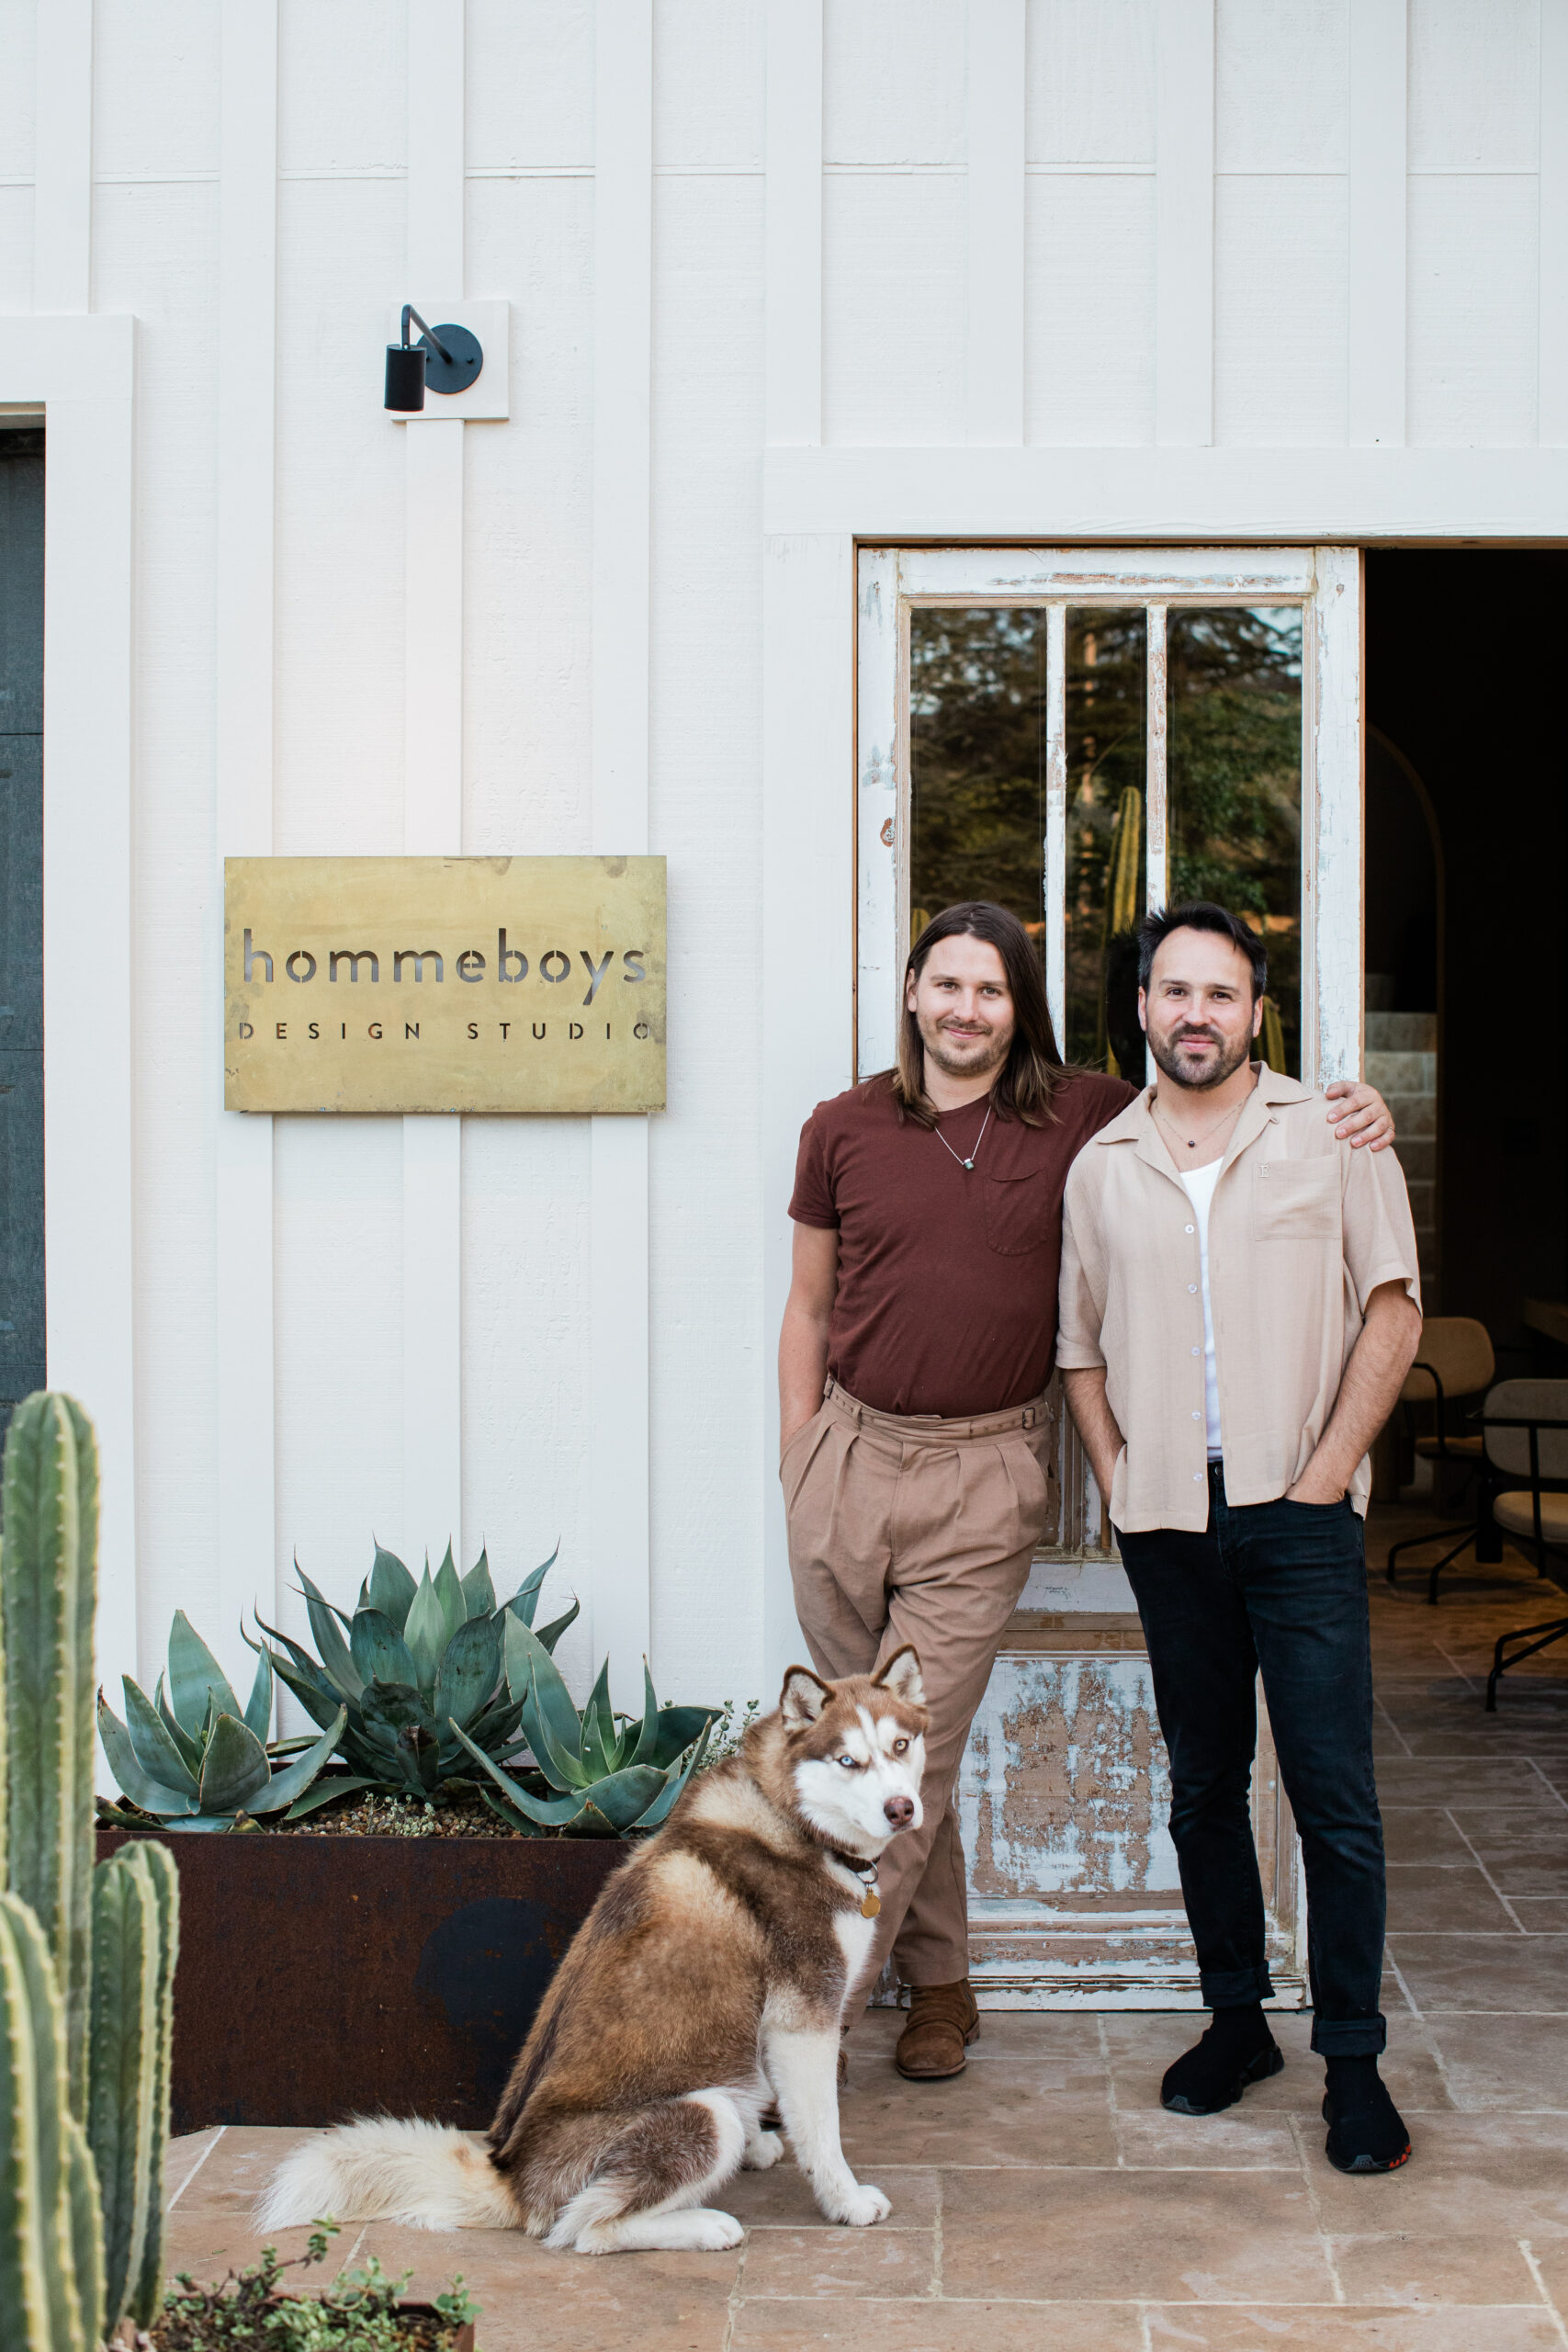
[1117,1463,1386,2056]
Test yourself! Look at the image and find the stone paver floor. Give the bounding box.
[163,1508,1568,2350]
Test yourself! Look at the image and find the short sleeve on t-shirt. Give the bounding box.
[1341,1132,1423,1314]
[789,1109,840,1228]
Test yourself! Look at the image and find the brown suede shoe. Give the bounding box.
[895,1980,980,2080]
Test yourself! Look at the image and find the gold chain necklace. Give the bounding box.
[1152,1092,1245,1153]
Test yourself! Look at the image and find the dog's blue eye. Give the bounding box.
[838,1754,857,1769]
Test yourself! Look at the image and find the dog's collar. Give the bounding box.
[828,1849,878,1881]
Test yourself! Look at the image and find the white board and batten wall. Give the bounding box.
[3,0,1568,1746]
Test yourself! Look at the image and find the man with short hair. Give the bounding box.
[781,899,1395,2083]
[1058,901,1422,2173]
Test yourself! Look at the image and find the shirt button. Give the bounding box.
[1193,1472,1203,1481]
[1188,1283,1198,1294]
[1185,1224,1195,1234]
[1192,1410,1201,1420]
[1191,1346,1201,1356]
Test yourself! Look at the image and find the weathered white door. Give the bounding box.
[857,546,1362,2008]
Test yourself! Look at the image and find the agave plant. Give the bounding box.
[248,1541,579,1807]
[97,1611,345,1830]
[451,1610,718,1835]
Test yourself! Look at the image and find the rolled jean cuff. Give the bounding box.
[1199,1963,1276,2008]
[1310,2014,1387,2057]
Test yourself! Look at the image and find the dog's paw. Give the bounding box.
[743,2130,785,2171]
[684,2211,745,2251]
[829,2182,891,2228]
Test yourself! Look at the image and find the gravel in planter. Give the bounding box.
[273,1787,528,1838]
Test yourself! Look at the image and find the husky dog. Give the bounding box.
[260,1647,928,2256]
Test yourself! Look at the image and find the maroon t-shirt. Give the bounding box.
[789,1070,1137,1419]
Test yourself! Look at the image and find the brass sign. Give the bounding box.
[224,856,666,1114]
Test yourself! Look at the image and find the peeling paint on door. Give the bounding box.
[953,1606,1305,2011]
[961,1651,1174,1900]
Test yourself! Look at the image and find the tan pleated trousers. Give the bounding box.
[781,1378,1055,1992]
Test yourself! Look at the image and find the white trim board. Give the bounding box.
[400,0,467,1574]
[590,0,653,1713]
[214,0,279,1713]
[762,448,1568,541]
[0,314,139,1703]
[760,529,855,1691]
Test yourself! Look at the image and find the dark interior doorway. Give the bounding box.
[0,430,45,1430]
[1365,550,1568,1351]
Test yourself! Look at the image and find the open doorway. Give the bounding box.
[1364,551,1568,1358]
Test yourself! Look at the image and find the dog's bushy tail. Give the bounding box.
[256,2116,516,2233]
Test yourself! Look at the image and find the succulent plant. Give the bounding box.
[96,1612,346,1830]
[249,1540,579,1806]
[0,1391,178,2349]
[451,1609,718,1836]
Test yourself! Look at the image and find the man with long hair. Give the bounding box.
[779,901,1394,2082]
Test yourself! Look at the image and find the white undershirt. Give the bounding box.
[1179,1160,1224,1459]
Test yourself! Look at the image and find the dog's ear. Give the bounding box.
[874,1645,925,1709]
[779,1665,832,1726]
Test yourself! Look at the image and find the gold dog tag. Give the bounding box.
[861,1890,881,1918]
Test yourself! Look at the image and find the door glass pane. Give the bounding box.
[1167,607,1303,1076]
[1064,609,1146,1074]
[908,606,1048,968]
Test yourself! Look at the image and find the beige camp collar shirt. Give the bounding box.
[1057,1064,1422,1534]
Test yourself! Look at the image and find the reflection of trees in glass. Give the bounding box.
[906,603,1302,1077]
[908,608,1047,950]
[1168,607,1303,1077]
[1066,611,1145,1071]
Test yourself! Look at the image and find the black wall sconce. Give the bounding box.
[385,305,484,412]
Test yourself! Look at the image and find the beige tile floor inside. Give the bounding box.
[162,1508,1568,2351]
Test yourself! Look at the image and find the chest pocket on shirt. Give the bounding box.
[1251,1158,1340,1242]
[983,1170,1054,1256]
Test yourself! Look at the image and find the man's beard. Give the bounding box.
[1148,1023,1253,1092]
[922,1018,1010,1080]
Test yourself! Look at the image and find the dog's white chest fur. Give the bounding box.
[833,1901,877,2000]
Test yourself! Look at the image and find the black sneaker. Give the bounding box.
[1161,2023,1283,2116]
[1323,2062,1411,2173]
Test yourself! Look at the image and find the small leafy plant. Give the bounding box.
[452,1605,718,1835]
[702,1696,762,1767]
[153,2222,479,2348]
[97,1611,345,1829]
[250,1540,577,1807]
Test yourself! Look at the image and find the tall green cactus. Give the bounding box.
[1,1395,97,2115]
[89,1847,163,2325]
[0,1894,54,2352]
[0,1894,99,2352]
[0,1391,177,2349]
[130,1838,177,2330]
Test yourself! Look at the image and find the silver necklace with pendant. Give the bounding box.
[933,1101,993,1172]
[1152,1092,1243,1154]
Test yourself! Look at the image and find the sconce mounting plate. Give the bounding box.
[419,323,483,397]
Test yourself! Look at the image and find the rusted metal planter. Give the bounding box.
[98,1827,626,2134]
